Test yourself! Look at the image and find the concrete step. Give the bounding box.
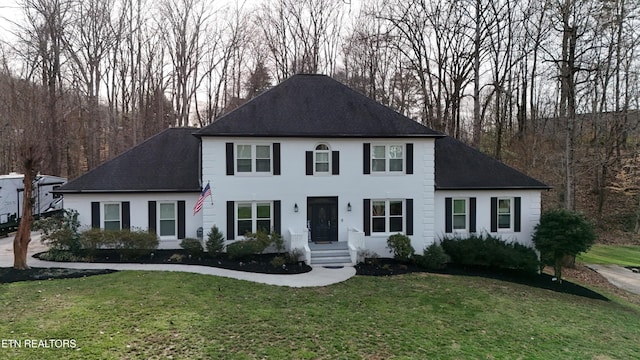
[310,248,352,265]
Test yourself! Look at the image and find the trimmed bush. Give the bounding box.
[206,225,225,254]
[386,233,415,261]
[180,238,204,256]
[441,234,539,273]
[78,228,158,259]
[226,230,284,259]
[226,239,266,259]
[533,209,596,282]
[415,243,450,270]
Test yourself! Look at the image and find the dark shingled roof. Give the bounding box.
[435,136,549,190]
[56,128,201,193]
[195,74,443,138]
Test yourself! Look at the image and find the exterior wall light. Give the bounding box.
[347,202,352,212]
[294,203,299,213]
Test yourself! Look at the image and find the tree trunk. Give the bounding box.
[554,258,563,284]
[13,168,35,270]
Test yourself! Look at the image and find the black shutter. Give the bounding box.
[273,200,281,234]
[445,197,453,233]
[469,197,477,233]
[490,197,498,232]
[514,197,521,232]
[227,201,235,240]
[273,143,281,175]
[91,202,100,229]
[364,199,371,236]
[406,143,414,174]
[332,151,340,175]
[178,201,186,239]
[122,201,130,230]
[226,143,234,175]
[406,199,413,235]
[148,201,157,233]
[363,143,371,174]
[305,151,313,175]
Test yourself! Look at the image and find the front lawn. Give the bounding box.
[577,244,640,266]
[1,271,639,359]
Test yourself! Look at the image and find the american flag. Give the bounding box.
[193,182,211,215]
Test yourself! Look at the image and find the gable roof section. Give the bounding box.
[435,137,549,190]
[56,128,201,193]
[195,74,443,138]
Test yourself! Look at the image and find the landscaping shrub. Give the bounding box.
[286,248,305,264]
[226,239,266,259]
[117,230,159,259]
[180,238,204,256]
[415,242,450,270]
[226,230,283,259]
[78,228,158,259]
[34,209,82,254]
[441,234,539,273]
[386,233,415,261]
[79,228,118,255]
[206,225,225,254]
[533,209,596,282]
[270,255,287,268]
[37,249,82,262]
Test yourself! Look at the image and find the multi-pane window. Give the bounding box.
[256,145,271,172]
[453,199,467,230]
[315,144,330,173]
[103,203,121,231]
[498,198,512,229]
[372,145,404,173]
[159,202,176,237]
[236,144,271,173]
[372,200,404,233]
[237,202,272,236]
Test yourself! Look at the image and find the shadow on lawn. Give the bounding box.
[355,258,609,301]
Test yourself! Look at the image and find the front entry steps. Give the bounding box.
[309,242,352,266]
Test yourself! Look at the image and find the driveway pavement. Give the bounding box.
[586,264,640,296]
[0,232,356,288]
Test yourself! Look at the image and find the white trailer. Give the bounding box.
[0,173,66,236]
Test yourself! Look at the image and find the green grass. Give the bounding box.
[577,244,640,266]
[1,271,639,359]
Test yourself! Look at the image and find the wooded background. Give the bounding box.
[1,0,639,240]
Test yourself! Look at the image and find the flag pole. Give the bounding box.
[208,180,213,204]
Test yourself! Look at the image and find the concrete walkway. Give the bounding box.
[586,264,640,296]
[0,233,356,288]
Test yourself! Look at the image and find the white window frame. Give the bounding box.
[158,201,177,239]
[452,198,468,232]
[314,143,331,174]
[103,202,121,231]
[371,199,405,234]
[236,201,273,237]
[235,144,272,174]
[371,144,404,173]
[497,198,513,231]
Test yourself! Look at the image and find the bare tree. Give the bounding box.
[65,0,115,171]
[157,0,211,127]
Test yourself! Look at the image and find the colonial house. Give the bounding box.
[56,74,548,265]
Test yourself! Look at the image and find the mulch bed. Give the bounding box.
[33,249,312,275]
[0,251,615,301]
[0,267,117,284]
[356,258,609,301]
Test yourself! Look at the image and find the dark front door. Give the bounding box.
[307,197,338,243]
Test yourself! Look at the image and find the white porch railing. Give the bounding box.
[287,228,311,265]
[348,227,365,264]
